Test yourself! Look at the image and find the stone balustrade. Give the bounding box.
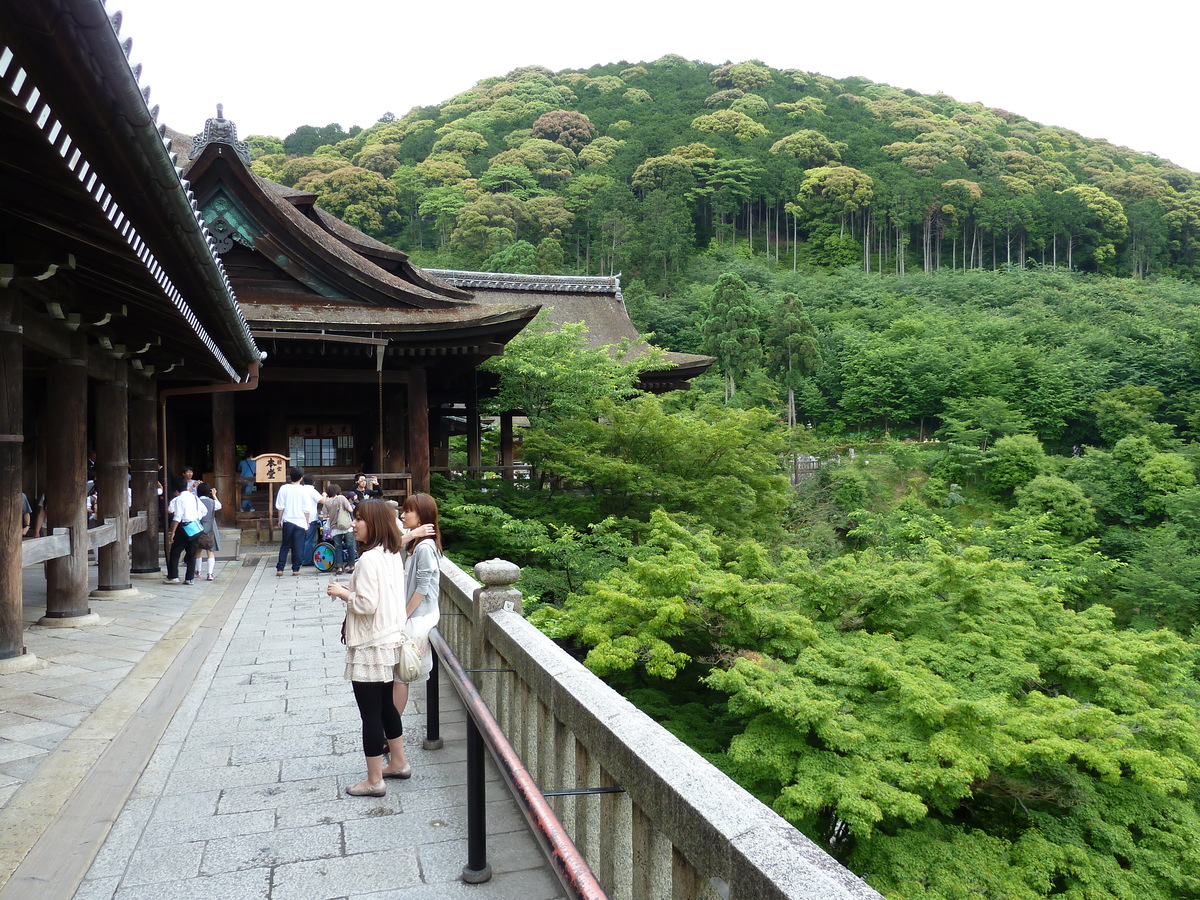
[438,556,885,900]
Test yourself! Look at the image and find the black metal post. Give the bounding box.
[461,715,492,883]
[423,649,443,750]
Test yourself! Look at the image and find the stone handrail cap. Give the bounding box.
[474,559,521,586]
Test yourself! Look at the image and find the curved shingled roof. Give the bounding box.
[429,269,715,383]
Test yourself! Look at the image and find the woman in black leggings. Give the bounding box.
[326,500,433,797]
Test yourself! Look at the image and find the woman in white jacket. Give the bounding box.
[326,500,432,797]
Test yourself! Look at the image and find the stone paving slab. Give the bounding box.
[1,557,565,899]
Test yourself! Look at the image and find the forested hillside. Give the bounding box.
[249,55,1199,287]
[250,58,1200,899]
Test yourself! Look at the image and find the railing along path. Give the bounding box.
[433,557,886,900]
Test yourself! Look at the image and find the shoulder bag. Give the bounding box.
[396,619,423,683]
[335,497,354,531]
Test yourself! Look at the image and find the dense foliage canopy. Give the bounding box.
[253,56,1199,287]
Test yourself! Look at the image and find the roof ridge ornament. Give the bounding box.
[191,104,251,164]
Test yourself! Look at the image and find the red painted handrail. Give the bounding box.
[428,627,608,900]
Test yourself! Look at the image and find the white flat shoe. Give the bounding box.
[345,780,385,797]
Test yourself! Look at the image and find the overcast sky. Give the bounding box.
[111,0,1199,174]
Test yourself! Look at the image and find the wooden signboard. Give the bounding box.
[252,453,289,541]
[254,453,289,484]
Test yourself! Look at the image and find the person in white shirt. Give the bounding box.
[300,474,323,567]
[196,482,223,581]
[275,467,310,576]
[165,477,204,584]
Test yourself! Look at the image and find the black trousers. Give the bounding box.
[167,530,200,580]
[351,680,403,756]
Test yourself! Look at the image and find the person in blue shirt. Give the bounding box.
[238,452,256,512]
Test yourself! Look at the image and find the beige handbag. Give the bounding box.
[396,629,423,683]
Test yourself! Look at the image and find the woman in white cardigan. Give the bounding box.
[327,500,432,797]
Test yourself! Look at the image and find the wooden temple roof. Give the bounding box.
[168,110,711,389]
[430,270,716,388]
[0,0,261,383]
[169,121,542,373]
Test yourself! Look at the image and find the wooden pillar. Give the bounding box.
[407,367,430,494]
[466,392,482,476]
[384,388,407,475]
[0,291,27,660]
[129,382,159,573]
[212,391,235,527]
[500,412,514,481]
[94,360,132,593]
[44,340,91,620]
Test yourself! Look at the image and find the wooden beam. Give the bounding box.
[21,528,71,568]
[258,367,417,384]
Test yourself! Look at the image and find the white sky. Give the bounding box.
[110,0,1199,174]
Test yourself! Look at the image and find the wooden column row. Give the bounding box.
[2,287,161,660]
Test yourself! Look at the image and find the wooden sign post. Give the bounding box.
[253,453,289,543]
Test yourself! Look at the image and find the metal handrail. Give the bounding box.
[427,627,607,899]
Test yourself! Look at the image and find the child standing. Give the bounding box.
[196,482,222,581]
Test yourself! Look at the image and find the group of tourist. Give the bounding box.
[163,465,221,585]
[168,461,444,796]
[327,492,441,796]
[273,469,382,576]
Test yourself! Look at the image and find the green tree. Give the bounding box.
[485,240,538,274]
[296,166,402,240]
[702,273,762,400]
[283,122,355,157]
[938,396,1031,450]
[1053,185,1129,271]
[530,110,597,151]
[766,294,821,427]
[522,400,789,533]
[706,545,1200,900]
[450,194,524,260]
[769,130,844,168]
[1013,475,1097,540]
[480,316,655,429]
[635,189,694,290]
[417,184,467,251]
[985,433,1047,495]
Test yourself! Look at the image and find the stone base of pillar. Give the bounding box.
[36,612,100,627]
[130,567,162,575]
[0,651,41,674]
[89,587,139,601]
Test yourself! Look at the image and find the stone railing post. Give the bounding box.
[472,558,521,709]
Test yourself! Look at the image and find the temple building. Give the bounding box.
[2,0,711,664]
[167,113,712,506]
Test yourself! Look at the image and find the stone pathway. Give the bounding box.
[1,557,563,899]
